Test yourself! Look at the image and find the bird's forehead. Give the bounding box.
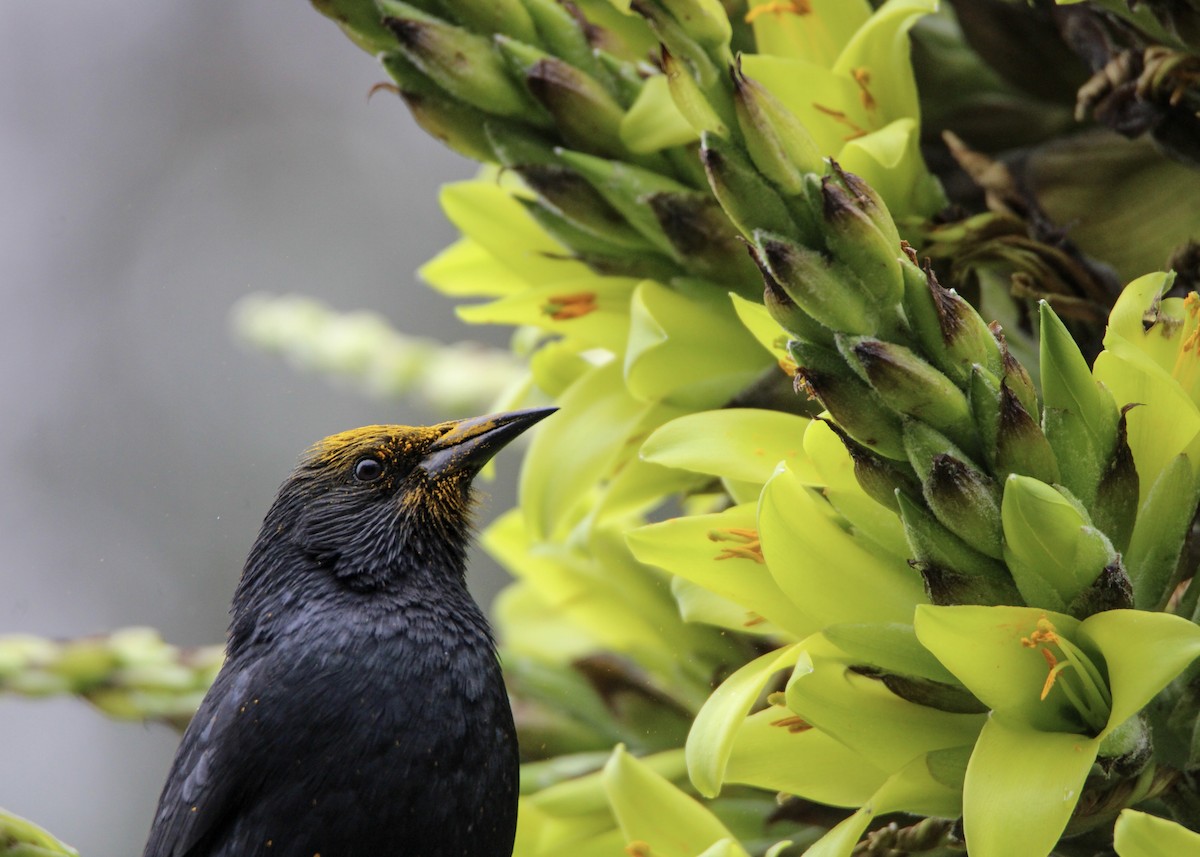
[304,424,445,468]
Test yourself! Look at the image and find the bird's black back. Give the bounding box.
[144,581,518,857]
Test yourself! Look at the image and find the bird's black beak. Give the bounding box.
[421,407,557,480]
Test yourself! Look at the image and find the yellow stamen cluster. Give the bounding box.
[1020,616,1112,732]
[708,528,765,564]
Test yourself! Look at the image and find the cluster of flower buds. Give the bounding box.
[0,628,222,730]
[303,2,1200,855]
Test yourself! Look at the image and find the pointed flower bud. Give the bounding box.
[820,176,904,307]
[902,259,1002,386]
[969,365,1002,472]
[995,382,1061,485]
[656,0,733,51]
[514,164,652,251]
[903,420,1003,560]
[756,257,833,346]
[895,492,1021,606]
[991,323,1039,418]
[645,191,759,285]
[514,50,630,159]
[1001,475,1119,615]
[450,0,538,44]
[314,0,402,53]
[660,48,733,139]
[731,61,822,194]
[382,7,542,121]
[556,149,692,259]
[839,336,978,454]
[820,419,922,512]
[390,89,500,162]
[825,160,901,248]
[521,0,613,87]
[701,133,797,239]
[788,341,905,460]
[756,234,878,335]
[631,0,723,87]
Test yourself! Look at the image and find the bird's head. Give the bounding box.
[233,408,554,629]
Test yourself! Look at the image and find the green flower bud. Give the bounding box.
[659,48,732,139]
[449,0,538,44]
[756,259,834,347]
[755,234,878,335]
[788,340,905,460]
[1065,560,1134,618]
[521,0,615,87]
[825,160,901,248]
[995,380,1061,485]
[644,191,759,285]
[902,258,1003,386]
[632,0,724,87]
[313,0,401,54]
[730,61,822,194]
[992,323,1039,418]
[519,196,679,280]
[820,419,922,512]
[1001,474,1119,614]
[514,165,653,251]
[839,336,978,454]
[700,133,797,239]
[556,149,693,258]
[820,175,904,307]
[516,198,666,272]
[904,420,1003,560]
[392,88,498,161]
[497,42,631,160]
[379,49,440,95]
[849,666,988,715]
[895,492,1022,606]
[968,365,1002,471]
[382,6,544,120]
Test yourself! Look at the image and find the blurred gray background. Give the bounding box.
[0,2,511,853]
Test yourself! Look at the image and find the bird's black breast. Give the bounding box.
[145,596,518,857]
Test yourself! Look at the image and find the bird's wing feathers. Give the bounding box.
[142,660,264,857]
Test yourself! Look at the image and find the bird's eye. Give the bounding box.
[353,456,384,482]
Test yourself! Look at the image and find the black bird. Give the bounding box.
[143,408,554,857]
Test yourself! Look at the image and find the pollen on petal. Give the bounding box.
[543,292,598,321]
[745,0,812,23]
[770,714,813,734]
